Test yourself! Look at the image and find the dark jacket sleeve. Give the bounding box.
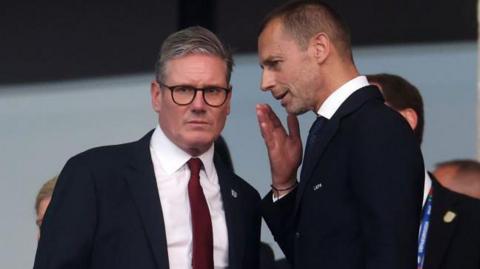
[261,188,297,262]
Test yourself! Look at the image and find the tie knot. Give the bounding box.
[188,158,203,177]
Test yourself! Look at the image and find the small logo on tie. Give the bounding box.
[231,189,238,198]
[443,211,456,223]
[313,183,323,191]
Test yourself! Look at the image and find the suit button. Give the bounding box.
[295,232,300,239]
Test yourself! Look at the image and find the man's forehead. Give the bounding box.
[259,25,288,53]
[259,19,285,43]
[163,54,228,85]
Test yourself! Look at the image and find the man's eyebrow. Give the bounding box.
[168,83,229,89]
[261,57,281,67]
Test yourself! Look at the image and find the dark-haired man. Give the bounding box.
[368,73,480,269]
[256,1,424,268]
[34,26,261,269]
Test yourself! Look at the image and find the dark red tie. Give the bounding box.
[187,158,214,269]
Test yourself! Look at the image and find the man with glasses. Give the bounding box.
[34,26,261,269]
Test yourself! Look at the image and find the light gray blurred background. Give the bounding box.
[0,41,477,268]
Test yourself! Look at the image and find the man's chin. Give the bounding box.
[183,135,215,155]
[285,104,309,115]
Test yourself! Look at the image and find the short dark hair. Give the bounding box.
[260,0,352,59]
[367,73,424,144]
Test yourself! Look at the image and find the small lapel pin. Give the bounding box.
[231,189,238,198]
[313,183,323,191]
[443,211,456,223]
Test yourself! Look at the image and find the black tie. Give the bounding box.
[305,116,327,153]
[301,116,328,181]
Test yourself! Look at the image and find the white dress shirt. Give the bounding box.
[150,125,229,269]
[423,170,432,206]
[316,76,369,118]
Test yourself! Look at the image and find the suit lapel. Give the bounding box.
[295,86,384,215]
[215,156,245,269]
[296,119,340,207]
[123,131,170,269]
[424,177,460,269]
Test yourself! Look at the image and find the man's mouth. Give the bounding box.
[187,120,209,125]
[274,91,288,100]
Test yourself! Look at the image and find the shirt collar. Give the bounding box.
[424,170,432,205]
[150,125,215,180]
[316,76,369,119]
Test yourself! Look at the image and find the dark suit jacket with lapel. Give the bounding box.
[424,175,480,269]
[34,131,261,269]
[262,86,425,269]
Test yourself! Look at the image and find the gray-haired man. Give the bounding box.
[34,26,261,269]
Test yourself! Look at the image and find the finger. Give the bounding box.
[257,104,282,134]
[256,105,275,148]
[286,114,301,139]
[260,105,287,140]
[265,105,283,130]
[256,104,271,135]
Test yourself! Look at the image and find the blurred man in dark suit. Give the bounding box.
[368,73,480,269]
[34,26,261,269]
[256,1,424,268]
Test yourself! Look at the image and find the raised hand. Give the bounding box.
[256,104,302,196]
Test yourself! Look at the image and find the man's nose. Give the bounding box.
[260,70,275,91]
[190,90,208,111]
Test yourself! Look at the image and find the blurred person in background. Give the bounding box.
[434,159,480,199]
[35,176,57,239]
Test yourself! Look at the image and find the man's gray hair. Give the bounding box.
[155,26,234,83]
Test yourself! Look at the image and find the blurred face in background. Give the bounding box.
[434,165,480,199]
[36,197,51,239]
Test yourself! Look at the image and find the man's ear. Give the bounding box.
[399,108,418,131]
[151,80,162,113]
[309,32,330,64]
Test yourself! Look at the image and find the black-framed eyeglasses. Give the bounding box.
[157,81,231,107]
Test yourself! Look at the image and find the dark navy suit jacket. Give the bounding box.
[262,86,425,269]
[34,131,261,269]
